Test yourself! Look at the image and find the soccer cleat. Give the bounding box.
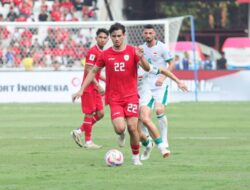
[71,130,83,147]
[117,132,126,147]
[84,142,102,149]
[132,158,143,166]
[160,148,171,158]
[140,141,154,161]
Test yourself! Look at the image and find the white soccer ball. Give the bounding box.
[105,149,124,167]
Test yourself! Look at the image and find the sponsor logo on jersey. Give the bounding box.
[89,54,96,61]
[124,54,129,61]
[112,112,121,116]
[108,57,115,60]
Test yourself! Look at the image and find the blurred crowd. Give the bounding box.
[0,0,98,22]
[0,0,99,71]
[0,26,94,70]
[174,51,227,71]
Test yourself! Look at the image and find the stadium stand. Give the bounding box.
[0,0,98,70]
[0,0,98,22]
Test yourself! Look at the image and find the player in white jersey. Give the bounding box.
[142,24,175,150]
[137,64,188,160]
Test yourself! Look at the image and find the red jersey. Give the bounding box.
[96,45,140,104]
[83,45,102,92]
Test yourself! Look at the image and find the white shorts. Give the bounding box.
[138,78,154,109]
[151,85,169,106]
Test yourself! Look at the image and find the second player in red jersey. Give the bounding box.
[71,28,109,149]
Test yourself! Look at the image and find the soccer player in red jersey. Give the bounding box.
[72,23,151,165]
[71,28,109,149]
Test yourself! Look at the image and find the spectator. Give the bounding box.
[174,54,181,70]
[182,51,191,70]
[40,0,49,12]
[43,28,57,48]
[50,5,61,21]
[203,55,213,70]
[51,0,61,12]
[72,0,84,21]
[38,7,49,21]
[51,56,61,71]
[82,0,93,21]
[0,14,4,21]
[72,0,84,10]
[5,47,15,67]
[22,52,33,71]
[19,1,32,19]
[216,51,227,70]
[61,6,73,21]
[6,6,18,21]
[61,0,74,12]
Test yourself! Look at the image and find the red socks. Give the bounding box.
[82,116,93,142]
[130,144,140,155]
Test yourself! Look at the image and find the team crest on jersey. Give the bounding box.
[89,54,96,61]
[124,54,129,61]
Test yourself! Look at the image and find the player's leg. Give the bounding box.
[124,102,142,165]
[138,118,154,161]
[153,86,170,148]
[140,105,170,159]
[71,91,101,149]
[83,91,103,149]
[110,104,126,147]
[127,116,142,165]
[92,92,104,125]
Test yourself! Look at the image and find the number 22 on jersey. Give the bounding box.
[114,62,125,72]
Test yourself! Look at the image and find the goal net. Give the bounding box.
[0,16,189,70]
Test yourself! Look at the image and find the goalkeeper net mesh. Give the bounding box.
[0,16,187,69]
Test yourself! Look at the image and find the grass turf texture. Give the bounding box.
[0,102,250,190]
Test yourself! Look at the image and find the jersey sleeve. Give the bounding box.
[85,49,97,66]
[162,44,173,63]
[96,52,105,68]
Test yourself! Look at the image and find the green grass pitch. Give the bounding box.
[0,102,250,190]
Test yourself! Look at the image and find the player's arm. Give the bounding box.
[167,60,175,71]
[155,58,174,86]
[72,65,102,102]
[85,64,105,95]
[136,46,150,71]
[85,64,102,86]
[159,67,188,92]
[148,65,188,92]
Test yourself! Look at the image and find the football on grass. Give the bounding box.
[105,149,124,167]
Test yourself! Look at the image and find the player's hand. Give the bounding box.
[98,85,105,95]
[72,91,82,102]
[135,46,144,58]
[155,76,165,86]
[177,81,189,92]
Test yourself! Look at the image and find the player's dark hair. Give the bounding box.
[144,24,155,30]
[109,22,126,34]
[96,28,109,36]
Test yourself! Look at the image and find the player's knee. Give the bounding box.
[141,117,151,126]
[114,126,125,135]
[127,125,138,134]
[97,111,104,119]
[155,107,165,115]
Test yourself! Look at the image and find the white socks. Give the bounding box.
[157,114,169,148]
